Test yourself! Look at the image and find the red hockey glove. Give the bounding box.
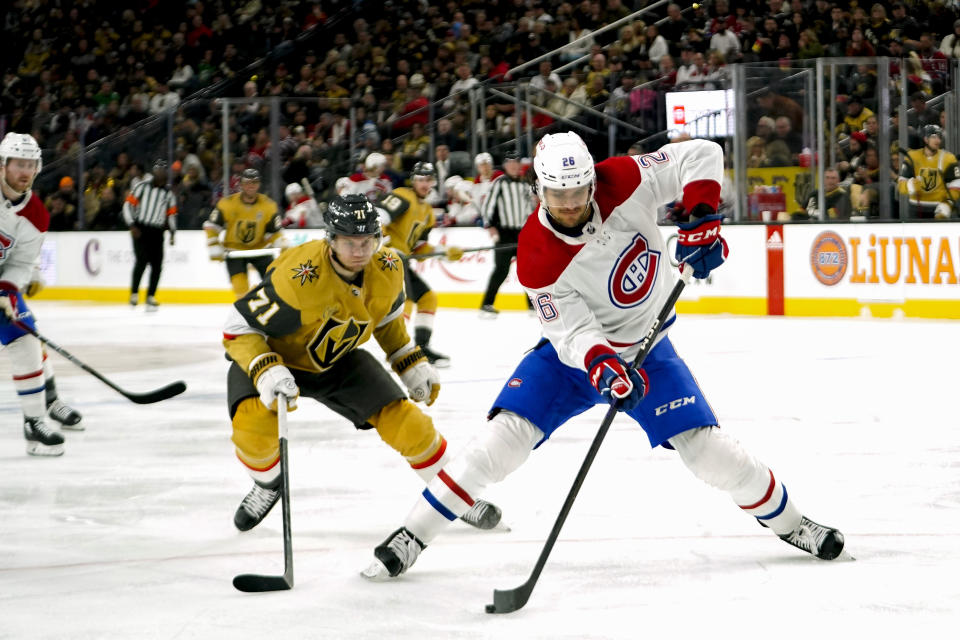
[588,351,649,412]
[675,213,729,279]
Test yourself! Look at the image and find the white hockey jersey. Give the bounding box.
[517,139,723,371]
[284,194,323,228]
[345,172,393,202]
[0,191,50,290]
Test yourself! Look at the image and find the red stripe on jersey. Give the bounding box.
[12,369,43,381]
[411,437,447,469]
[516,207,586,290]
[17,193,50,233]
[437,469,474,507]
[681,179,721,212]
[594,156,643,222]
[739,469,776,510]
[223,333,240,340]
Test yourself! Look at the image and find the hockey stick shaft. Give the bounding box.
[224,248,282,259]
[411,243,518,260]
[12,319,186,404]
[233,396,294,592]
[488,264,693,614]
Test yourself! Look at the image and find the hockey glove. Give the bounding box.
[250,352,299,411]
[445,246,464,261]
[25,277,44,298]
[675,213,729,279]
[0,281,20,321]
[588,351,648,412]
[390,345,440,406]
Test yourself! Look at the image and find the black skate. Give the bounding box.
[47,399,84,431]
[479,304,499,318]
[24,417,64,456]
[460,499,502,530]
[779,516,845,560]
[420,345,450,368]
[146,295,159,312]
[234,480,281,532]
[361,527,425,580]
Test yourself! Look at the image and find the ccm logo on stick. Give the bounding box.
[655,396,696,416]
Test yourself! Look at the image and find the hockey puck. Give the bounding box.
[485,604,496,614]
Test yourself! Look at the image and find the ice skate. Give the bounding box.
[479,304,499,318]
[146,295,159,312]
[779,516,845,560]
[361,527,425,580]
[47,398,84,431]
[234,481,281,531]
[420,345,450,368]
[129,293,138,307]
[24,417,64,456]
[460,499,502,530]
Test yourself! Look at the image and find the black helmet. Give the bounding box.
[503,149,521,161]
[240,168,261,182]
[411,161,437,179]
[922,124,943,140]
[324,194,381,236]
[152,159,168,172]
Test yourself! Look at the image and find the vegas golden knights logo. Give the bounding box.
[235,219,258,244]
[307,316,369,370]
[919,168,940,192]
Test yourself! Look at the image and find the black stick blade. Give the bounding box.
[487,583,533,614]
[124,381,187,404]
[233,573,292,593]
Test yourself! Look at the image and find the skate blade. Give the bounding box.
[26,442,64,456]
[360,559,392,581]
[59,421,85,432]
[833,549,856,562]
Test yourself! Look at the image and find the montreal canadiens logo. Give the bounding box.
[810,231,847,286]
[608,233,660,308]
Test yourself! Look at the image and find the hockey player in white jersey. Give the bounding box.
[363,132,844,580]
[282,182,323,229]
[0,133,79,455]
[345,152,393,202]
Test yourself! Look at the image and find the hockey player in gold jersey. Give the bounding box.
[222,194,500,533]
[204,169,285,297]
[378,161,463,366]
[898,125,960,219]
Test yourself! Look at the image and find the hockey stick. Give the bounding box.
[233,395,294,592]
[224,248,282,260]
[410,243,518,260]
[486,263,694,614]
[11,318,187,404]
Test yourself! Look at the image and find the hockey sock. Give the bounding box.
[8,335,45,419]
[231,397,282,486]
[42,350,58,405]
[407,411,542,544]
[369,400,449,482]
[669,426,801,535]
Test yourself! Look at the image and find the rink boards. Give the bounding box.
[31,222,960,319]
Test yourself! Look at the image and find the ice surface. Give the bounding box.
[0,303,957,639]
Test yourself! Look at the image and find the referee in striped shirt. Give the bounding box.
[122,159,177,311]
[479,151,534,314]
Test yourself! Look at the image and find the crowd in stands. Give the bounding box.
[5,0,960,228]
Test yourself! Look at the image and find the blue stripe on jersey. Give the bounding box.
[422,488,458,522]
[756,485,789,520]
[17,385,45,396]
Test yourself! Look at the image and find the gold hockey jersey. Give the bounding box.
[899,148,960,204]
[378,187,435,256]
[224,240,410,374]
[205,192,283,250]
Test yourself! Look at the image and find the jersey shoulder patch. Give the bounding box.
[378,190,411,218]
[18,193,50,233]
[594,156,642,221]
[516,207,585,290]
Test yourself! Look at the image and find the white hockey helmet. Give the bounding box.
[335,176,353,195]
[533,131,595,213]
[0,132,43,180]
[285,182,304,201]
[474,152,493,168]
[364,152,387,172]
